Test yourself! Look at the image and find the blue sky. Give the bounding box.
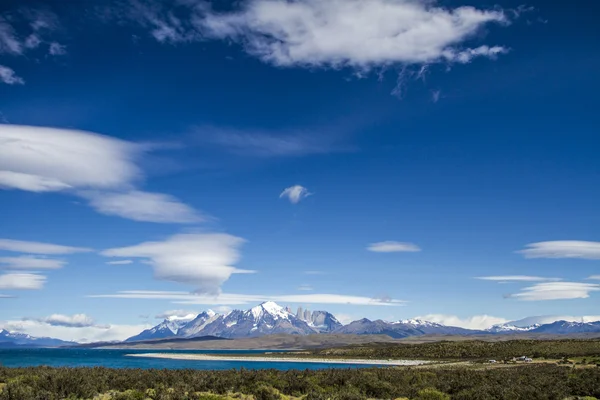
[1,0,599,341]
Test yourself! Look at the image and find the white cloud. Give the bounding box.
[588,275,600,280]
[35,313,96,328]
[48,41,66,55]
[0,124,201,223]
[0,125,142,192]
[297,284,313,291]
[0,273,46,290]
[0,294,15,298]
[89,290,406,306]
[508,282,600,301]
[106,260,133,265]
[101,233,251,295]
[280,185,312,204]
[0,256,66,269]
[367,241,421,253]
[415,314,509,330]
[0,318,150,343]
[83,190,203,223]
[518,241,600,260]
[0,65,24,85]
[0,238,92,255]
[476,275,561,282]
[304,270,326,275]
[155,310,198,320]
[197,0,509,69]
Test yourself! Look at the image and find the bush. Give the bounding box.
[415,388,450,400]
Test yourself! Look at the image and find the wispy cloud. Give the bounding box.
[82,190,203,224]
[89,290,406,306]
[196,126,352,157]
[588,275,600,280]
[101,233,251,295]
[0,239,91,255]
[415,314,509,330]
[0,273,46,290]
[0,256,66,270]
[0,65,24,85]
[280,185,312,204]
[0,124,201,223]
[304,270,327,275]
[476,275,562,282]
[48,42,66,55]
[507,282,600,301]
[297,284,313,291]
[106,260,133,265]
[0,8,65,84]
[518,241,600,260]
[367,241,421,253]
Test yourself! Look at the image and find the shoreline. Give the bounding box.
[126,353,429,366]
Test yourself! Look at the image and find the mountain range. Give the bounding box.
[125,302,600,342]
[0,329,76,348]
[2,302,600,347]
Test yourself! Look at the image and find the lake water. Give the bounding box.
[0,349,376,370]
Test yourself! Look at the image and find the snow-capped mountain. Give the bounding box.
[124,303,600,343]
[0,329,76,347]
[529,320,600,334]
[177,310,218,338]
[126,302,340,341]
[333,318,476,338]
[195,302,316,338]
[125,314,196,342]
[307,310,342,333]
[487,323,541,333]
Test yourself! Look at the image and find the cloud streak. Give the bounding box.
[0,256,66,270]
[367,241,421,253]
[89,290,406,306]
[476,275,561,282]
[518,241,600,260]
[0,239,91,255]
[508,282,600,301]
[0,273,46,290]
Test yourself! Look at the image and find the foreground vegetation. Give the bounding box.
[308,339,600,361]
[1,365,600,399]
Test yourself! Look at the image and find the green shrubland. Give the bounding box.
[0,365,599,399]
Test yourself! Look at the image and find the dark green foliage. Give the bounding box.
[313,339,600,360]
[0,365,599,399]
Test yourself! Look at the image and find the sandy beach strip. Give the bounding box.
[126,353,429,366]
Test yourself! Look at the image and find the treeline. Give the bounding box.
[1,365,600,399]
[311,339,600,360]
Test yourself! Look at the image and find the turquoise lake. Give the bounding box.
[0,349,375,370]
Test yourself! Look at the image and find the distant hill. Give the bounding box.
[0,329,76,348]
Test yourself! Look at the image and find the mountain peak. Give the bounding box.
[250,301,289,320]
